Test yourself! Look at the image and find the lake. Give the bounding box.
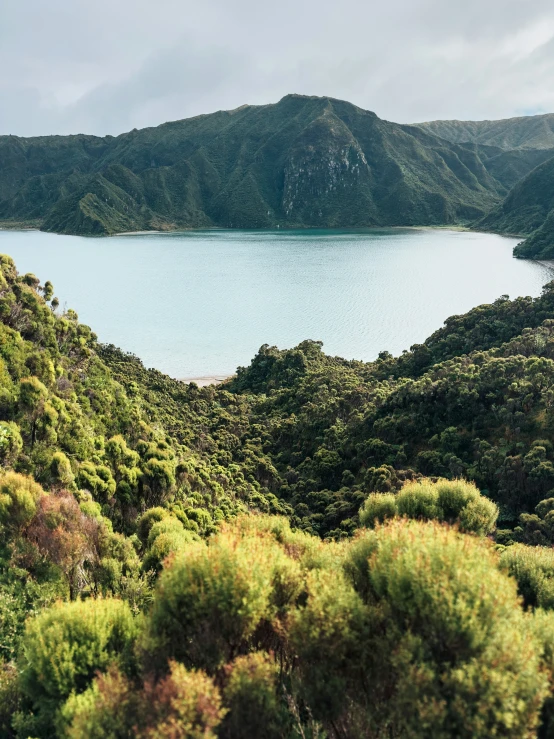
[0,228,551,379]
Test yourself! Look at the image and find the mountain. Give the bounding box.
[0,95,520,236]
[475,156,554,258]
[417,112,554,150]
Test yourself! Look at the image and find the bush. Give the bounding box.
[0,661,20,737]
[0,471,44,536]
[142,517,198,573]
[0,421,23,467]
[220,652,290,739]
[291,519,547,737]
[18,598,137,734]
[146,530,283,673]
[500,544,554,610]
[62,661,224,739]
[531,609,554,738]
[358,492,396,527]
[360,478,498,535]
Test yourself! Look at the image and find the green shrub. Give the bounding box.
[292,519,547,737]
[359,492,397,527]
[360,478,498,535]
[142,517,198,573]
[0,661,20,737]
[0,471,44,536]
[500,544,554,610]
[18,598,137,735]
[146,531,278,672]
[531,609,554,738]
[220,652,290,739]
[62,661,224,739]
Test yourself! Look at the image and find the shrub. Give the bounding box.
[0,421,23,467]
[0,471,44,536]
[146,531,280,672]
[142,517,198,573]
[360,478,498,535]
[18,598,137,734]
[531,609,554,738]
[500,544,554,610]
[62,661,224,739]
[220,652,290,739]
[292,519,547,737]
[359,492,396,527]
[0,661,20,737]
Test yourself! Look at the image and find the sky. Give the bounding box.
[2,0,554,137]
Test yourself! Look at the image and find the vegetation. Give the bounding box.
[0,95,521,236]
[3,251,554,733]
[416,113,554,260]
[418,113,554,151]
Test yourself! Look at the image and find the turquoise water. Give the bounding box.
[0,228,551,378]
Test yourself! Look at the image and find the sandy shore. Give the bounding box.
[537,260,554,270]
[180,375,231,387]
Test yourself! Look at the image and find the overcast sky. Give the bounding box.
[2,0,554,137]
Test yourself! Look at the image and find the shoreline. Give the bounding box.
[179,375,232,387]
[0,221,524,239]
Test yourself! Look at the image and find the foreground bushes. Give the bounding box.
[16,599,137,735]
[294,519,545,737]
[6,514,553,738]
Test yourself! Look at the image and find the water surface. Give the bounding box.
[0,228,551,378]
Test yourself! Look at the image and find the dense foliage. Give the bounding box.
[3,252,554,734]
[0,95,525,236]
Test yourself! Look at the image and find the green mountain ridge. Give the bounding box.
[417,112,554,150]
[0,94,533,236]
[411,114,554,259]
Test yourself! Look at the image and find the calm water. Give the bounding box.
[0,228,551,379]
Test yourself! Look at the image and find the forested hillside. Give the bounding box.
[474,154,554,259]
[0,95,530,236]
[5,254,554,735]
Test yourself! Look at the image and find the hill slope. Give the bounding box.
[5,252,554,739]
[0,95,513,235]
[476,156,554,258]
[418,113,554,150]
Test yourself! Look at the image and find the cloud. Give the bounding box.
[1,0,554,135]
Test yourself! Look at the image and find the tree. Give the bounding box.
[26,492,101,599]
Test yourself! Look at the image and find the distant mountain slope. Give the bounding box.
[0,95,509,236]
[418,113,554,150]
[476,156,554,259]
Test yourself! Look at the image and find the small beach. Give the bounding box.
[180,375,231,387]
